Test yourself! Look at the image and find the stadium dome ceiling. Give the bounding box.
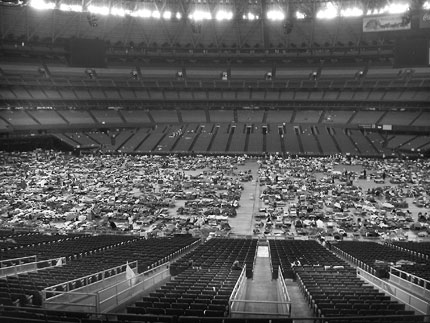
[0,0,429,51]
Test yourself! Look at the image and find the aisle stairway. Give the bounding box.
[233,241,316,321]
[242,244,278,317]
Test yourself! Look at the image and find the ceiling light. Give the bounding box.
[163,11,172,19]
[111,7,129,17]
[131,9,152,18]
[29,0,55,10]
[59,4,82,12]
[88,5,109,16]
[341,7,363,17]
[296,11,305,19]
[316,3,338,19]
[176,12,182,19]
[216,10,233,21]
[267,10,285,21]
[189,10,212,21]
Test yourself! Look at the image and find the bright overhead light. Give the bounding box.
[243,12,258,20]
[111,7,130,17]
[152,10,161,19]
[88,5,109,16]
[215,10,233,21]
[189,10,212,21]
[341,7,363,17]
[296,11,306,19]
[424,1,430,9]
[316,3,338,19]
[130,9,152,18]
[176,12,182,19]
[59,4,82,12]
[367,2,410,15]
[30,0,55,10]
[163,11,172,19]
[267,10,285,21]
[386,3,409,14]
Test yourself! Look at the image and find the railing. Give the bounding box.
[43,261,138,298]
[43,262,170,314]
[0,255,66,278]
[0,255,37,267]
[277,266,292,316]
[386,242,429,261]
[357,267,430,316]
[332,245,376,275]
[229,265,247,316]
[389,266,430,299]
[98,262,170,313]
[228,299,292,317]
[0,305,428,323]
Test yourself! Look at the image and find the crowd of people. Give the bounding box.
[0,150,247,238]
[256,155,430,240]
[0,150,429,241]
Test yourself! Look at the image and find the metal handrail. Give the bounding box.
[390,266,430,289]
[278,265,292,316]
[98,262,170,312]
[0,304,428,322]
[357,267,429,315]
[43,260,138,295]
[229,265,247,303]
[0,255,37,267]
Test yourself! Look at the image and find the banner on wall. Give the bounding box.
[419,10,430,28]
[363,14,411,32]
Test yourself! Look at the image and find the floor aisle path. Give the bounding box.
[228,160,260,236]
[241,245,279,317]
[285,279,316,323]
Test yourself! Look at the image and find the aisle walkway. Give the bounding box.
[241,245,279,317]
[229,161,260,235]
[285,279,315,323]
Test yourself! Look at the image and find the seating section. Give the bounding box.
[379,111,419,126]
[247,128,264,153]
[270,240,420,322]
[210,125,230,153]
[118,128,150,153]
[333,241,425,275]
[51,124,429,156]
[321,110,354,124]
[236,110,264,123]
[331,128,357,154]
[125,238,256,319]
[192,125,215,153]
[65,132,100,148]
[0,306,291,323]
[265,110,294,124]
[299,126,320,155]
[171,238,257,274]
[0,235,198,307]
[265,128,283,153]
[228,126,247,153]
[293,110,322,124]
[315,127,339,154]
[27,110,67,126]
[269,240,345,279]
[126,268,240,318]
[297,266,417,323]
[349,111,385,125]
[399,136,430,151]
[349,130,378,156]
[283,126,301,154]
[389,242,430,283]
